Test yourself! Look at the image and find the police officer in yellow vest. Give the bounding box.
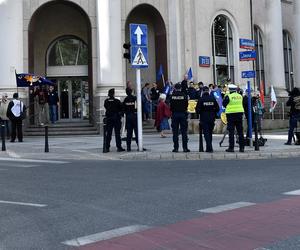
[222,84,245,152]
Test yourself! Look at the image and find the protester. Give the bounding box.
[142,83,151,121]
[48,86,59,124]
[6,93,26,143]
[0,93,10,139]
[36,86,49,125]
[155,94,171,138]
[285,87,300,145]
[150,83,160,116]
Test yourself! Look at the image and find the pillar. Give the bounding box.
[96,0,123,96]
[294,0,300,88]
[168,0,182,82]
[266,0,286,96]
[0,1,23,91]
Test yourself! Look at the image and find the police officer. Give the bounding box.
[196,86,220,152]
[123,87,138,152]
[104,88,125,152]
[222,84,245,152]
[170,83,190,152]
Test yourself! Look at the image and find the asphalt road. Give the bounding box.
[0,158,300,249]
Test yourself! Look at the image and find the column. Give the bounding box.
[266,0,286,96]
[168,0,182,82]
[96,0,123,95]
[0,1,23,90]
[294,0,300,88]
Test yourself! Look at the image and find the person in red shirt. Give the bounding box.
[154,94,171,138]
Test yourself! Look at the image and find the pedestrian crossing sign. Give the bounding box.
[130,23,148,68]
[131,47,148,68]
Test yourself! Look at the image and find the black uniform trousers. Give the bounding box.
[126,113,138,149]
[11,118,23,142]
[226,113,244,150]
[202,121,214,151]
[105,114,122,150]
[171,112,188,150]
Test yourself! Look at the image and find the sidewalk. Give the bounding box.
[0,131,299,161]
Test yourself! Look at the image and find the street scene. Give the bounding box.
[1,0,300,249]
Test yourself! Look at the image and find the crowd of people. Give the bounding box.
[104,76,300,153]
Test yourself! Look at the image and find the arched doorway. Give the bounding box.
[125,4,167,90]
[28,1,92,123]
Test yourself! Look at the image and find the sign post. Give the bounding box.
[130,23,148,152]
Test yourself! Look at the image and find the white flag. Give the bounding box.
[269,85,277,112]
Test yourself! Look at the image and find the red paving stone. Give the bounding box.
[79,197,300,250]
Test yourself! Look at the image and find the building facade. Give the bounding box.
[0,0,298,125]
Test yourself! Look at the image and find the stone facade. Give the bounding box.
[0,0,298,125]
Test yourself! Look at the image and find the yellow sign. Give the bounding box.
[188,100,197,113]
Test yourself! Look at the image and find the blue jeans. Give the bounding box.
[288,114,300,143]
[49,105,57,123]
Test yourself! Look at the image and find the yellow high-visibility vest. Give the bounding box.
[225,92,244,114]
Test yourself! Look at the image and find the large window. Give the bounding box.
[48,37,88,66]
[254,26,265,94]
[212,15,234,85]
[283,31,294,91]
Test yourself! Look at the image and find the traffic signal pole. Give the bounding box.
[136,69,143,152]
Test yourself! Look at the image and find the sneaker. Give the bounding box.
[172,149,178,153]
[183,149,191,153]
[284,142,292,145]
[226,148,234,153]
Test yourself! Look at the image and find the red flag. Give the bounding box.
[260,81,265,107]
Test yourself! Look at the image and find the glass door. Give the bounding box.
[57,78,89,121]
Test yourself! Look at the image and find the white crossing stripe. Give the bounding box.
[0,200,47,208]
[62,225,151,247]
[283,189,300,195]
[0,157,68,164]
[198,202,256,214]
[0,163,39,168]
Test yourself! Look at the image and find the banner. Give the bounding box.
[16,73,54,87]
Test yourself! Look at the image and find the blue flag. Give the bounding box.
[187,67,193,80]
[156,64,164,81]
[16,73,54,87]
[213,88,224,117]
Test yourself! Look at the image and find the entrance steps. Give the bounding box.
[24,121,99,136]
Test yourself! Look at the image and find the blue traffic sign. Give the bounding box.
[240,39,255,50]
[239,51,256,61]
[242,70,256,79]
[130,23,148,68]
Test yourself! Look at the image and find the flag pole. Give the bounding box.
[162,74,165,87]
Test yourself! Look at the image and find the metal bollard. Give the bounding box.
[102,117,108,153]
[199,122,204,152]
[1,124,6,151]
[45,125,49,153]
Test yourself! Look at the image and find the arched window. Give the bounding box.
[212,15,234,85]
[47,37,88,77]
[254,26,265,94]
[48,37,88,66]
[283,31,294,91]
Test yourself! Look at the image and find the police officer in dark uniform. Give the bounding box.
[196,86,220,152]
[122,87,138,152]
[222,84,245,152]
[104,88,125,152]
[170,83,190,152]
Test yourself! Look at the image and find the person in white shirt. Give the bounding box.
[6,93,26,142]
